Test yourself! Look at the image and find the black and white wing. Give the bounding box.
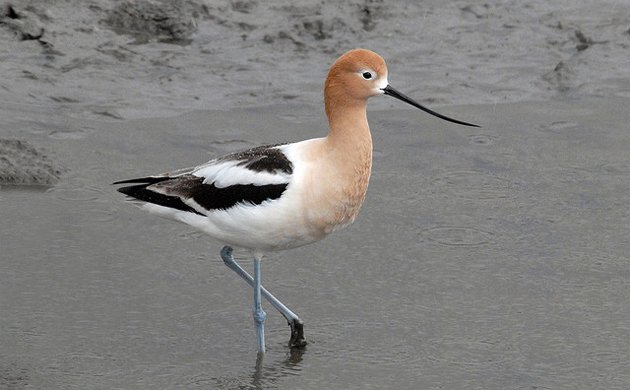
[114,144,293,216]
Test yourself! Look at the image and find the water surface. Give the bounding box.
[2,98,630,388]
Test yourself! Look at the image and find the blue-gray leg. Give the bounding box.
[253,257,266,353]
[220,246,307,349]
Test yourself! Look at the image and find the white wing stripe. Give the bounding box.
[193,161,291,188]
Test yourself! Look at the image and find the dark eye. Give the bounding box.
[362,71,373,80]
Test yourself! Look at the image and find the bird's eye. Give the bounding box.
[362,71,373,80]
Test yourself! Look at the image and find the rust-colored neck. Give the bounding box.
[323,80,373,155]
[321,84,373,211]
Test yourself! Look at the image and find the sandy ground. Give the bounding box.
[1,0,630,389]
[1,0,629,121]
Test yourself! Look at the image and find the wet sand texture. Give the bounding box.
[2,0,630,388]
[0,4,44,40]
[0,139,61,185]
[105,1,198,43]
[0,1,629,119]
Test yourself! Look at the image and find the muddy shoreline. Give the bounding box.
[2,0,629,184]
[2,0,629,119]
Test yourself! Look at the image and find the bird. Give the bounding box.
[114,48,479,354]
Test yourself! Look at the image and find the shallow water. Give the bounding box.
[2,98,630,389]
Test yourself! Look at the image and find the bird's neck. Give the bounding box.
[324,99,373,162]
[322,98,373,208]
[299,95,373,234]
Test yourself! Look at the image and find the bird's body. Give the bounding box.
[115,49,478,354]
[118,135,370,252]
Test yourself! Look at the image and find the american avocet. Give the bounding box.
[114,48,478,354]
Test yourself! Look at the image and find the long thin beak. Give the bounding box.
[382,85,480,128]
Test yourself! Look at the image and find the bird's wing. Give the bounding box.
[114,144,293,215]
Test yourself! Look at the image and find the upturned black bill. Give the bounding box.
[382,85,480,128]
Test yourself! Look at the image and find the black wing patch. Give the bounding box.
[219,144,293,174]
[115,144,292,214]
[117,178,202,215]
[115,175,287,215]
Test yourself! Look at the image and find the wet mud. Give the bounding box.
[0,139,62,185]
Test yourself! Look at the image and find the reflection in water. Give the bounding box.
[210,347,305,389]
[248,347,305,389]
[251,353,264,389]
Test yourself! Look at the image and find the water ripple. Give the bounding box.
[431,171,516,200]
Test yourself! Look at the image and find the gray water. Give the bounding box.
[2,98,630,389]
[2,0,630,388]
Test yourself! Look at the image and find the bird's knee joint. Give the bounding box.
[253,308,267,324]
[220,246,234,264]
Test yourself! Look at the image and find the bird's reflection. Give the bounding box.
[249,347,306,389]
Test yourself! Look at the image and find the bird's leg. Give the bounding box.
[253,256,266,353]
[220,246,307,348]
